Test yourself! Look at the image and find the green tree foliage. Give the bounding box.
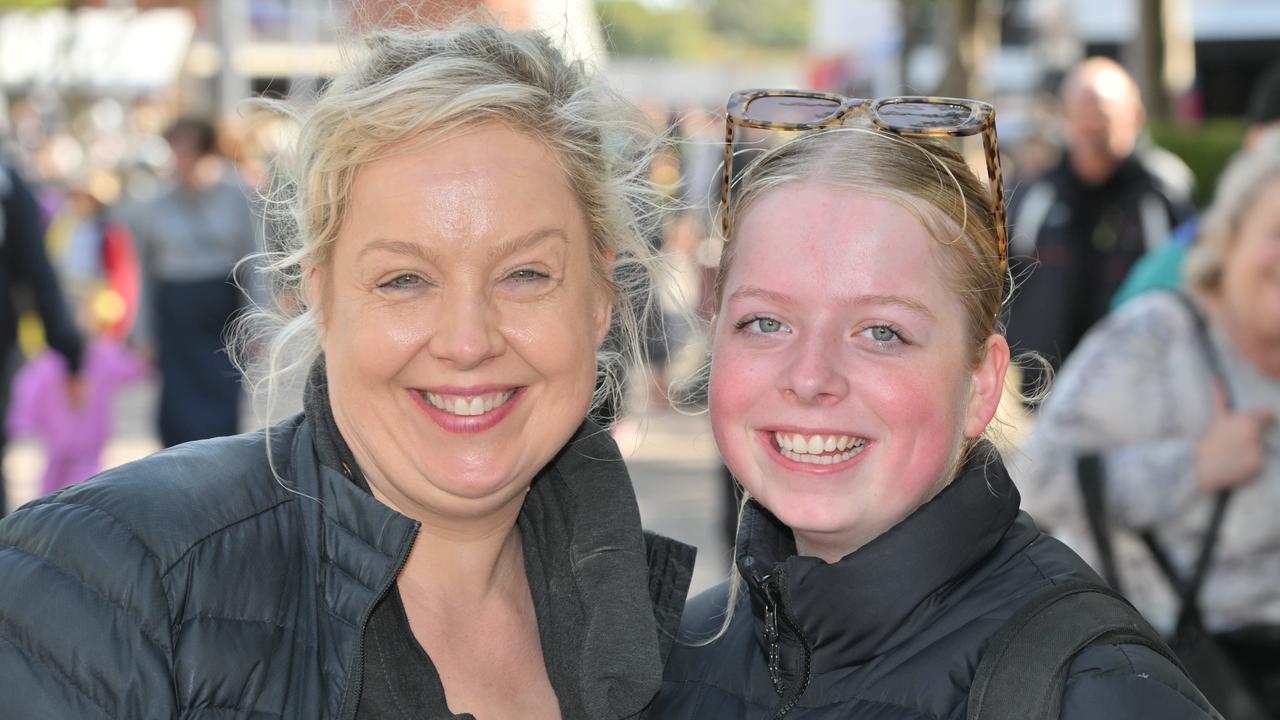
[0,0,68,7]
[597,0,812,59]
[598,0,713,59]
[704,0,811,50]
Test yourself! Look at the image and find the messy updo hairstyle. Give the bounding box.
[233,21,668,458]
[716,128,1006,366]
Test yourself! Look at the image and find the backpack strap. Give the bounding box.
[967,581,1187,720]
[1141,290,1234,627]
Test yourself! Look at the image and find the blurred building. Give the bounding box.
[811,0,1280,116]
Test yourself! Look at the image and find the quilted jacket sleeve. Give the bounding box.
[1062,644,1222,720]
[0,497,178,719]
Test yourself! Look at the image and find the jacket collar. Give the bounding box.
[301,359,694,718]
[735,441,1020,673]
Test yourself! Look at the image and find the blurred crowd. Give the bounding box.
[3,45,1280,709]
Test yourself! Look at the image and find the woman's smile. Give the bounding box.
[409,386,525,434]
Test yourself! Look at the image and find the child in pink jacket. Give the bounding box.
[7,338,147,495]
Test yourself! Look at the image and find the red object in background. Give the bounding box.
[100,222,140,340]
[807,55,849,93]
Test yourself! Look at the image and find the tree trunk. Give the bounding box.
[1131,0,1194,121]
[936,0,1002,99]
[897,0,925,93]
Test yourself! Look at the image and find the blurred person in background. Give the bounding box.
[0,22,693,719]
[1112,57,1280,308]
[1015,146,1280,716]
[1007,57,1195,395]
[7,174,148,498]
[131,116,259,447]
[0,163,82,517]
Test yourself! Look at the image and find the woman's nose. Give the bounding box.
[779,332,849,405]
[425,288,506,370]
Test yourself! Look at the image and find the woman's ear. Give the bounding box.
[593,250,617,347]
[303,259,326,339]
[963,334,1011,439]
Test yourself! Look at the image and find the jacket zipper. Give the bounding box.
[336,521,421,720]
[757,570,814,720]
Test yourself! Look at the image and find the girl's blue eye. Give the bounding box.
[867,325,900,342]
[755,318,784,333]
[735,316,788,334]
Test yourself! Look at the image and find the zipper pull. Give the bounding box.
[758,573,787,694]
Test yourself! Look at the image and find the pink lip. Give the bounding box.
[755,429,872,475]
[408,387,524,435]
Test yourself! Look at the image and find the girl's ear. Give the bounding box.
[963,334,1010,439]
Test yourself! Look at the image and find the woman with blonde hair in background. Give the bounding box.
[1017,144,1280,718]
[0,22,694,718]
[649,91,1216,719]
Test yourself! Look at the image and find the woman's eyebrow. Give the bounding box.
[486,227,568,262]
[354,228,568,265]
[356,238,441,264]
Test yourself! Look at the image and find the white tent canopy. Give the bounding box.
[0,8,195,95]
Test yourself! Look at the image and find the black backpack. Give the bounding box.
[966,580,1187,720]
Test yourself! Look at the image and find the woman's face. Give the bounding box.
[1221,178,1280,343]
[314,124,611,523]
[710,182,1007,561]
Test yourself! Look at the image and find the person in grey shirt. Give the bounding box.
[131,117,259,446]
[1014,145,1280,714]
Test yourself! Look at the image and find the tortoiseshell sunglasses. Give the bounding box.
[722,89,1008,278]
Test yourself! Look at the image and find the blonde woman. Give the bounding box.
[648,92,1216,719]
[0,24,693,718]
[1017,146,1280,718]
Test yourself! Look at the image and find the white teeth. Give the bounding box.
[773,431,868,463]
[423,390,514,416]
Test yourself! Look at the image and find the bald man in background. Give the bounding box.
[1007,57,1195,394]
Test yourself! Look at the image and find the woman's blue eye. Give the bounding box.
[508,269,549,282]
[384,274,421,288]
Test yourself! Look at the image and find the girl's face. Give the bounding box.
[710,182,1008,562]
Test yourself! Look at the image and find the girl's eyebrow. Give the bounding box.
[728,286,935,320]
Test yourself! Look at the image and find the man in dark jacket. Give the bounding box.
[1006,58,1194,395]
[0,163,83,516]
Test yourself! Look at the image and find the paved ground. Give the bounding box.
[3,380,733,595]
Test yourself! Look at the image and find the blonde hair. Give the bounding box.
[1185,145,1280,293]
[694,127,1012,645]
[233,22,668,482]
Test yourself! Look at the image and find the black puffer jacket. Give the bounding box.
[650,445,1219,719]
[0,415,693,719]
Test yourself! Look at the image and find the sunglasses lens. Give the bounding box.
[876,101,975,130]
[744,95,843,125]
